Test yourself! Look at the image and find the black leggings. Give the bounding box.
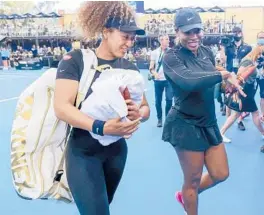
[66,128,128,215]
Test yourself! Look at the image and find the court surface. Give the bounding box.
[0,68,264,215]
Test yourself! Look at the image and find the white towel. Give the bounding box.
[81,69,145,146]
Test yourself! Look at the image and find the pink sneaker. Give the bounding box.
[175,191,184,208]
[176,191,187,214]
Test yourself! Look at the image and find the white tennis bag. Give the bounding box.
[10,49,98,202]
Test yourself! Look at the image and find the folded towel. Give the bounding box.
[81,69,145,146]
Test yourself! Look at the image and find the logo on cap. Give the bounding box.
[187,17,194,21]
[129,18,136,26]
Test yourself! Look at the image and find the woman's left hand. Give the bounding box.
[125,99,141,121]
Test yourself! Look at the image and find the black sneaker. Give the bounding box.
[238,121,246,131]
[157,119,162,127]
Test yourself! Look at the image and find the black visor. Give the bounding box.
[105,17,145,35]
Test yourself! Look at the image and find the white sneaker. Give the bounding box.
[222,135,231,143]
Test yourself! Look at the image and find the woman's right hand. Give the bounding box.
[103,117,141,138]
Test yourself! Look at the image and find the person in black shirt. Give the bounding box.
[225,27,252,74]
[54,2,150,215]
[224,27,252,131]
[162,8,244,215]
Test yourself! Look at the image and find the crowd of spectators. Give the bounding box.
[0,19,76,37]
[144,17,243,35]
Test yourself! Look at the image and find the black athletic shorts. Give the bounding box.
[162,108,223,152]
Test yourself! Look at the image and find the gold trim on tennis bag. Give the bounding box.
[10,49,98,202]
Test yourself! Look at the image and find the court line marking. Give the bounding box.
[0,97,19,103]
